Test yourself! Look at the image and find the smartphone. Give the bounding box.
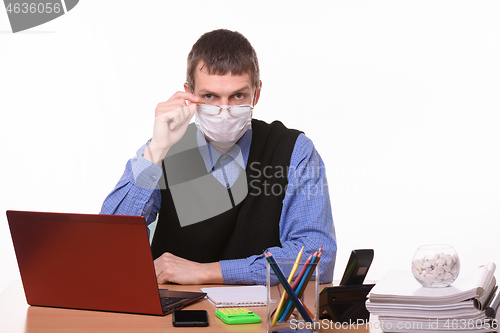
[172,309,209,327]
[339,249,374,285]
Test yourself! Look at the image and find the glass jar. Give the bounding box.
[411,244,460,288]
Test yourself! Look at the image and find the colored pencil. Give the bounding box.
[281,247,323,321]
[265,251,313,323]
[275,251,316,320]
[290,248,323,317]
[277,251,317,321]
[271,246,304,326]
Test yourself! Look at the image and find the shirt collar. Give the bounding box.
[196,128,252,173]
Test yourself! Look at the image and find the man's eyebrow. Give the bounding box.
[197,89,215,95]
[198,87,251,95]
[231,86,251,93]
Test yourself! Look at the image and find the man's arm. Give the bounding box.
[101,91,198,226]
[100,143,162,228]
[220,133,337,285]
[100,141,226,285]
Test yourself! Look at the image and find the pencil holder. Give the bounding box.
[266,258,320,333]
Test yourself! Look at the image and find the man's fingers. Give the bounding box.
[165,105,196,131]
[154,258,162,279]
[164,108,184,131]
[155,101,185,117]
[157,270,169,284]
[156,100,197,118]
[155,91,198,116]
[154,253,169,282]
[187,102,198,114]
[158,91,199,112]
[172,103,197,129]
[170,91,199,104]
[154,252,178,284]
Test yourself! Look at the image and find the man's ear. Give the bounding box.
[184,82,191,93]
[253,80,263,106]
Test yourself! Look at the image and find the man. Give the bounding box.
[100,29,336,285]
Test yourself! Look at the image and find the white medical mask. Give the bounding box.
[195,104,253,149]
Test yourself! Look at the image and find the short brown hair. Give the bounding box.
[186,29,260,91]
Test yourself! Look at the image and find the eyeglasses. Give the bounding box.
[197,103,253,118]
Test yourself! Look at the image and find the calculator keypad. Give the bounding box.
[215,307,261,324]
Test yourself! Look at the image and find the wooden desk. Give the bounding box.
[0,281,381,332]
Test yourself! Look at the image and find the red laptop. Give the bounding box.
[6,210,206,315]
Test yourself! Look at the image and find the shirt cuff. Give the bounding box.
[220,255,267,285]
[131,144,163,190]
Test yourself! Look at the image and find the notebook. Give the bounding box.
[6,210,206,316]
[201,285,267,307]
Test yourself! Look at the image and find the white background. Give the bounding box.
[1,1,499,294]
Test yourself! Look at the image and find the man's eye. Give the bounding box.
[204,94,213,99]
[235,93,243,99]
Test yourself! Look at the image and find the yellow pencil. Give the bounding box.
[271,246,304,326]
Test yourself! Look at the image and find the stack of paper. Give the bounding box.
[366,263,499,333]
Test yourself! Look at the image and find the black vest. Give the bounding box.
[150,119,302,263]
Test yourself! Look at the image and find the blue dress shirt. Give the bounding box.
[100,127,337,284]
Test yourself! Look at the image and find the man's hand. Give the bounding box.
[154,252,224,285]
[145,92,199,164]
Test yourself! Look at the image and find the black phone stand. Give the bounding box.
[319,284,375,323]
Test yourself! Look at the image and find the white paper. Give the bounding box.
[201,285,266,307]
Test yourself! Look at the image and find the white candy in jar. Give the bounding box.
[412,252,459,285]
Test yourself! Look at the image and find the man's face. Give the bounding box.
[184,63,261,106]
